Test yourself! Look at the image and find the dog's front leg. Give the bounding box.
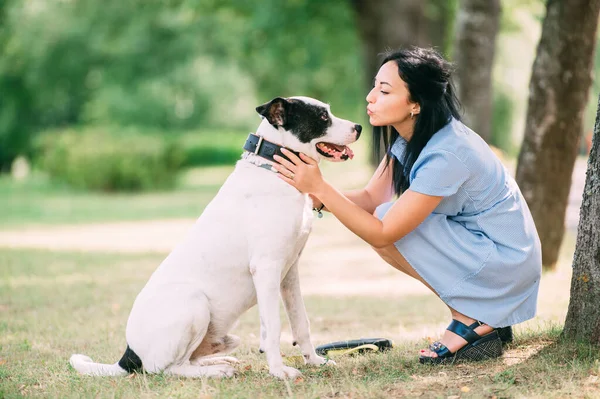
[281,261,331,366]
[251,262,302,379]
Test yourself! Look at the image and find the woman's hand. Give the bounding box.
[272,149,326,195]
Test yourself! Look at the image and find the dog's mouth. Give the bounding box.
[316,142,354,162]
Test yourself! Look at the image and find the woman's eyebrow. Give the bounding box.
[373,78,393,88]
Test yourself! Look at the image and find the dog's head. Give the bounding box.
[256,96,361,162]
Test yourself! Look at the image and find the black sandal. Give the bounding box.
[419,319,503,365]
[496,325,513,346]
[469,322,513,346]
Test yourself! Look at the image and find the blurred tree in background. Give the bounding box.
[516,0,600,270]
[452,0,501,143]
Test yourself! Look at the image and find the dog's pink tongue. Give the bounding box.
[346,146,354,160]
[332,146,354,161]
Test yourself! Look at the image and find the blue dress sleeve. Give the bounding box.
[409,150,470,197]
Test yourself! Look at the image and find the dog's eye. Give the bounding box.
[321,113,329,121]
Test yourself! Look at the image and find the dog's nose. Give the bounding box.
[354,124,362,139]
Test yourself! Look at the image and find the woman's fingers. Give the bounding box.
[299,152,318,165]
[276,171,296,186]
[273,154,298,172]
[280,148,304,165]
[271,163,293,177]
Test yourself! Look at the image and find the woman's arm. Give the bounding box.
[274,149,443,249]
[315,183,442,248]
[312,156,396,214]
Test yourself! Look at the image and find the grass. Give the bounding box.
[0,140,595,397]
[0,167,232,228]
[1,247,598,399]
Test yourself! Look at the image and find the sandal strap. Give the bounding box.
[468,321,485,330]
[447,319,481,344]
[428,341,451,358]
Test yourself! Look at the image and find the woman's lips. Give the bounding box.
[367,108,374,115]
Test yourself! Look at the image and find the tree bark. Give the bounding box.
[563,94,600,344]
[452,0,501,143]
[515,0,600,270]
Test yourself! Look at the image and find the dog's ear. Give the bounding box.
[256,97,289,127]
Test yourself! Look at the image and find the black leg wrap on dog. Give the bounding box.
[118,345,143,373]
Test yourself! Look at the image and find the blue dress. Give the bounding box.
[375,118,542,327]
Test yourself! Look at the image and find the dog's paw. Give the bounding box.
[69,354,94,365]
[191,356,240,367]
[205,364,237,378]
[269,365,302,379]
[306,355,336,366]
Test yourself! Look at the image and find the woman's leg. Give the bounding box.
[372,244,493,357]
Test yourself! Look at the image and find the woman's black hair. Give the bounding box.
[372,47,462,196]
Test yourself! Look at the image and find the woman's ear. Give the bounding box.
[412,103,421,116]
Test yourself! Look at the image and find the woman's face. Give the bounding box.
[366,61,420,134]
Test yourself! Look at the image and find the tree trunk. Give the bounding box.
[452,0,501,143]
[515,0,600,270]
[563,94,600,344]
[352,0,428,93]
[425,0,459,57]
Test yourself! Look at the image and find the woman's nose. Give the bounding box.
[366,88,376,103]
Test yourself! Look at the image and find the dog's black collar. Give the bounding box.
[243,133,300,162]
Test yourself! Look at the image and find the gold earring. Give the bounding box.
[410,112,414,119]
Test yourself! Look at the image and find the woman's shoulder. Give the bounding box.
[423,119,495,165]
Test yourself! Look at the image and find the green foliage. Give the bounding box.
[0,0,364,172]
[232,0,363,116]
[500,0,546,31]
[35,127,185,192]
[178,130,246,167]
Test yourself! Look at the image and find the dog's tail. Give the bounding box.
[70,346,141,376]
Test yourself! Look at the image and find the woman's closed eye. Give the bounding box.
[372,81,389,95]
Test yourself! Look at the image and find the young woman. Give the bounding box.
[272,47,542,364]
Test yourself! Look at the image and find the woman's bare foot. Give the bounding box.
[419,316,494,358]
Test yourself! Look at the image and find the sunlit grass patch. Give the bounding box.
[1,247,597,398]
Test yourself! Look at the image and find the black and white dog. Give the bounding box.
[70,96,361,379]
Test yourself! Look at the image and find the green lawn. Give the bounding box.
[1,146,595,397]
[1,248,598,398]
[0,166,233,228]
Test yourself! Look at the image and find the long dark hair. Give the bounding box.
[372,47,462,196]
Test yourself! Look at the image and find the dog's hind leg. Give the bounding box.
[191,333,241,358]
[130,293,216,375]
[281,261,331,366]
[251,260,302,379]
